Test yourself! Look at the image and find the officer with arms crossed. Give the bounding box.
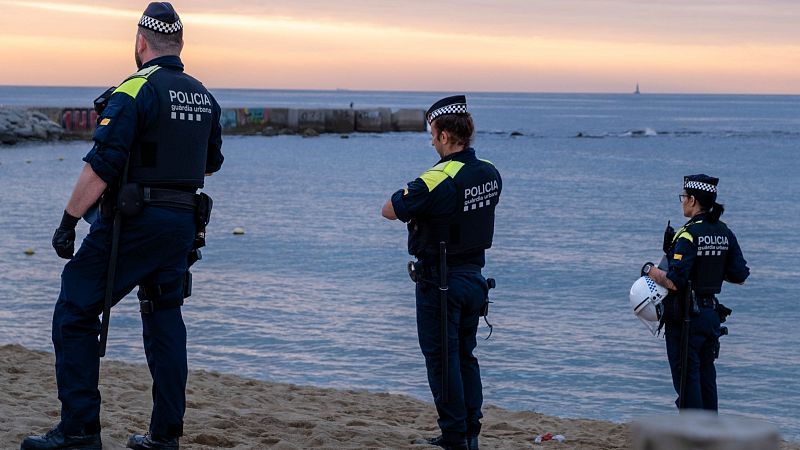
[22,3,223,449]
[645,175,748,411]
[382,96,501,450]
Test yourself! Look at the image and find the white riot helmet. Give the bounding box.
[630,275,668,335]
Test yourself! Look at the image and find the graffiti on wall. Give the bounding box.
[237,108,267,126]
[218,108,274,130]
[220,110,238,129]
[61,108,98,132]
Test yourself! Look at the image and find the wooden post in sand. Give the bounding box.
[632,411,780,450]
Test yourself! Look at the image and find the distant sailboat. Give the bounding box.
[634,83,641,95]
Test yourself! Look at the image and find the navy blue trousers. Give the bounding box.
[664,306,721,411]
[416,267,487,443]
[52,206,194,437]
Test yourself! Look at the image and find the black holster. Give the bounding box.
[99,183,144,218]
[408,260,437,290]
[193,192,213,250]
[480,278,496,317]
[138,273,189,314]
[717,302,732,323]
[118,183,145,216]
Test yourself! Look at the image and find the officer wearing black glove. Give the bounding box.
[52,211,80,259]
[21,3,224,450]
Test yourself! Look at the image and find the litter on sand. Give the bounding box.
[534,433,566,444]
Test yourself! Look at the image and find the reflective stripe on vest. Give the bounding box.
[409,158,499,258]
[673,220,702,244]
[113,66,162,99]
[419,160,465,192]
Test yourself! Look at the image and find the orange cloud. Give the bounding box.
[0,0,797,93]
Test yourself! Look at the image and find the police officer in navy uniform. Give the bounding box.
[645,175,748,411]
[22,3,223,449]
[382,96,501,450]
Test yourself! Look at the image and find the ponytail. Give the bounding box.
[687,188,725,222]
[707,202,725,223]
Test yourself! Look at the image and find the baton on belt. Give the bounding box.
[678,280,692,409]
[439,241,449,403]
[98,158,129,357]
[98,209,121,357]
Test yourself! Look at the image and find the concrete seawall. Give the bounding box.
[19,106,426,141]
[225,107,425,135]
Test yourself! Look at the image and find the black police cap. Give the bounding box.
[139,2,183,34]
[426,95,468,124]
[684,174,719,194]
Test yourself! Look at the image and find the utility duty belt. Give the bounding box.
[101,183,206,217]
[108,182,212,249]
[115,184,199,216]
[695,295,718,309]
[143,187,198,209]
[660,291,732,336]
[102,183,214,314]
[407,261,482,280]
[407,259,497,338]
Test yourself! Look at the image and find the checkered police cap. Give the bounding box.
[684,174,719,194]
[138,2,183,35]
[427,95,468,124]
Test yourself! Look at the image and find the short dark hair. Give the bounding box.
[432,113,475,147]
[138,27,183,55]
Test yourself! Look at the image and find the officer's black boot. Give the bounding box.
[425,435,468,450]
[126,433,178,450]
[466,434,479,450]
[20,425,102,450]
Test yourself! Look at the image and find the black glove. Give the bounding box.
[662,220,675,254]
[52,211,80,259]
[641,261,655,277]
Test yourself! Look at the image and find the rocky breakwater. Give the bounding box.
[0,107,64,145]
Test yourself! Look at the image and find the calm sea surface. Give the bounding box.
[1,88,799,440]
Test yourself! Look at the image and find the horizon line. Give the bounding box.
[0,84,798,98]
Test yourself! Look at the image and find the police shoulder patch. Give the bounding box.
[114,66,162,99]
[418,161,465,192]
[114,77,148,99]
[419,169,449,192]
[99,118,111,126]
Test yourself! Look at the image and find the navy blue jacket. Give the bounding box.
[391,148,501,267]
[666,213,749,292]
[83,55,223,186]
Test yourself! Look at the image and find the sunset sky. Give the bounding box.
[0,0,798,93]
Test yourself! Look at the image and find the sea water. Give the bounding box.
[1,89,799,440]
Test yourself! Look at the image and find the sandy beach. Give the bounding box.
[0,344,796,450]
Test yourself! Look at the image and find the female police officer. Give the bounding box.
[382,95,501,450]
[646,174,749,411]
